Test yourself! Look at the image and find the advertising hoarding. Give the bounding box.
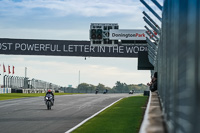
[0,38,147,58]
[109,29,147,40]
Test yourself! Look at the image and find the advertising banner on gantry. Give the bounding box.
[109,29,146,40]
[0,38,147,58]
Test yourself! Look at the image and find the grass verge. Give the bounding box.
[0,93,77,101]
[72,96,148,133]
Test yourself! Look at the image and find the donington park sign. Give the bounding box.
[0,38,147,58]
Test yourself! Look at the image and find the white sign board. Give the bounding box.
[109,29,147,40]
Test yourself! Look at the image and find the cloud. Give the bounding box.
[25,58,149,87]
[0,0,155,87]
[0,55,150,87]
[0,0,143,17]
[0,28,89,40]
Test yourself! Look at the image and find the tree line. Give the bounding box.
[60,81,148,93]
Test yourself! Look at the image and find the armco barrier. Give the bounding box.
[22,89,46,93]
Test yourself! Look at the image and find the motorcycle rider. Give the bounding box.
[45,90,54,105]
[95,89,99,94]
[103,89,108,94]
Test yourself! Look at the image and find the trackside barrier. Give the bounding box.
[22,89,46,93]
[156,1,200,133]
[0,88,11,94]
[140,0,200,133]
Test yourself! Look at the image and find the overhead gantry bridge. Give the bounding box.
[0,25,149,93]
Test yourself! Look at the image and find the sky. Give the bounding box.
[0,0,162,88]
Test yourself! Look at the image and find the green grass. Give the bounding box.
[73,96,148,133]
[0,93,78,101]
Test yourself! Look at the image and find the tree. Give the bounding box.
[113,81,129,93]
[78,83,90,93]
[96,83,106,92]
[73,82,148,93]
[127,84,148,92]
[88,84,96,93]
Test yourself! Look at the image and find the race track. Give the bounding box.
[0,93,134,133]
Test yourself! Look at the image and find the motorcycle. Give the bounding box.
[95,89,99,94]
[45,94,54,110]
[103,89,108,94]
[129,90,134,94]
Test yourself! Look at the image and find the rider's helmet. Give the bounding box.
[48,90,52,92]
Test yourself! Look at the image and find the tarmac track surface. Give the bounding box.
[0,93,134,133]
